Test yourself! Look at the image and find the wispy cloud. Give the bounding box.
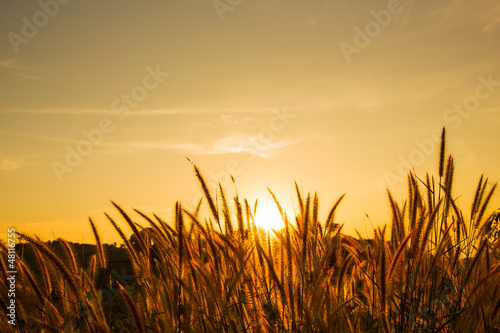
[0,108,112,115]
[0,157,23,171]
[0,107,279,116]
[428,1,500,34]
[0,58,54,80]
[107,135,299,158]
[0,59,34,71]
[0,130,77,143]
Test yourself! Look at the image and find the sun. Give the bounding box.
[254,203,284,231]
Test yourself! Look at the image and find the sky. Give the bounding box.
[1,0,500,244]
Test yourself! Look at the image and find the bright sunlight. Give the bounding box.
[254,202,284,231]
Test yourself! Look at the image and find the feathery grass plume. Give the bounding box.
[244,277,263,333]
[244,198,253,232]
[41,297,65,327]
[302,193,311,269]
[410,173,422,230]
[388,232,412,283]
[378,228,387,315]
[387,190,404,246]
[295,181,304,215]
[447,196,464,242]
[184,209,220,270]
[111,201,148,254]
[117,282,145,333]
[442,155,455,221]
[425,172,434,210]
[176,202,185,295]
[283,212,295,328]
[193,268,224,324]
[234,194,245,239]
[80,296,101,328]
[135,209,171,252]
[474,183,497,228]
[18,260,45,305]
[260,243,286,305]
[153,213,177,247]
[88,217,106,269]
[337,253,352,293]
[439,127,446,178]
[219,183,234,235]
[267,188,289,231]
[88,254,97,282]
[154,212,176,236]
[183,209,209,240]
[205,220,222,273]
[214,231,238,255]
[279,239,285,303]
[267,230,272,259]
[409,208,426,258]
[312,192,319,251]
[58,238,78,274]
[224,244,253,298]
[187,158,220,227]
[193,197,203,218]
[326,225,343,270]
[471,174,486,221]
[341,234,364,266]
[32,246,52,296]
[325,194,345,235]
[105,212,140,273]
[17,232,79,300]
[251,211,268,285]
[418,200,442,260]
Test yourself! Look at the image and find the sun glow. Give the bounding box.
[254,203,284,231]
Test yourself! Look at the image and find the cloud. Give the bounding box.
[0,108,115,115]
[108,135,299,158]
[212,135,298,158]
[0,58,53,80]
[0,130,77,143]
[0,157,23,171]
[0,59,33,71]
[0,107,278,116]
[428,1,500,34]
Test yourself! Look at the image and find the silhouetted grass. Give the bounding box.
[1,127,500,332]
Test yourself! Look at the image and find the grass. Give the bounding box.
[1,127,500,332]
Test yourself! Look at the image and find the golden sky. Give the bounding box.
[1,0,499,243]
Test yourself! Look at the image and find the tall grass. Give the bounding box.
[1,127,500,332]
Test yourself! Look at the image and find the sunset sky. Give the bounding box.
[1,0,500,244]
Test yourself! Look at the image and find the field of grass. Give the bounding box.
[1,128,500,332]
